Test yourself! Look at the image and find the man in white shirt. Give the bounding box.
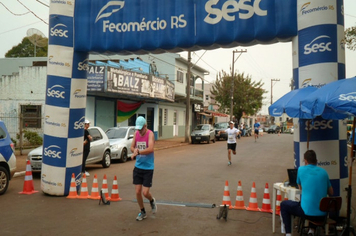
[218,121,240,166]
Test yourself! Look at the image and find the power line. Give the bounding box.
[0,2,30,16]
[0,18,49,36]
[36,0,49,7]
[17,0,48,25]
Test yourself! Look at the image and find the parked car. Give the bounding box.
[214,122,229,141]
[0,121,16,195]
[263,126,269,132]
[191,124,216,144]
[27,126,111,172]
[287,126,294,134]
[106,126,135,163]
[267,125,281,134]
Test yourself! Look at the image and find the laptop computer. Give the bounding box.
[287,169,299,189]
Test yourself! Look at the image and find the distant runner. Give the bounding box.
[254,120,260,142]
[218,121,240,166]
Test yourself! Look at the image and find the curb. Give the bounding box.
[14,143,190,177]
[155,143,189,151]
[14,171,26,178]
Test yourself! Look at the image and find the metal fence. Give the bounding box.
[0,113,43,152]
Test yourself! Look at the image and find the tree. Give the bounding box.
[345,26,356,51]
[210,70,266,122]
[5,36,48,58]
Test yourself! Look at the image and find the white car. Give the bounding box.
[106,126,135,163]
[190,124,216,144]
[27,126,111,172]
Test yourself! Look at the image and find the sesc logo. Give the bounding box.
[47,85,65,99]
[95,1,125,23]
[305,120,333,131]
[272,108,282,116]
[339,92,356,102]
[74,116,86,130]
[44,145,62,159]
[304,35,332,55]
[50,24,69,38]
[204,0,267,24]
[78,59,89,71]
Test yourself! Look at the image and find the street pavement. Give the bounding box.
[3,133,356,236]
[13,136,190,177]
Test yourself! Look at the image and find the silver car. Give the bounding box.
[106,126,135,163]
[190,124,216,144]
[27,126,111,172]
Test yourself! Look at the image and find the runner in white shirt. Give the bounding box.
[218,121,240,166]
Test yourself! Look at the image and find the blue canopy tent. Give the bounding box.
[269,86,320,150]
[300,76,356,235]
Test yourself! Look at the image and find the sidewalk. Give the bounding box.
[14,136,190,175]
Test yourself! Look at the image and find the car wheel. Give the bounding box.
[207,138,210,144]
[0,166,9,195]
[119,148,128,163]
[102,150,111,168]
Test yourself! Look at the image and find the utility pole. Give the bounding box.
[230,49,247,121]
[270,78,280,105]
[185,51,191,143]
[270,78,280,125]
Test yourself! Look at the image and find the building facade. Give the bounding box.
[0,53,207,145]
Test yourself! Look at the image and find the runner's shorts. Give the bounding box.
[255,129,259,135]
[133,167,154,187]
[227,143,236,151]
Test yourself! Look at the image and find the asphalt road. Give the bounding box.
[1,133,355,236]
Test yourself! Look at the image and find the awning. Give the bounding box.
[198,112,212,117]
[210,112,229,117]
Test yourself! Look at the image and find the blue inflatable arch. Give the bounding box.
[44,0,346,216]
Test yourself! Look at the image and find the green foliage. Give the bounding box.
[23,130,43,146]
[5,36,48,58]
[210,71,266,122]
[345,26,356,51]
[11,138,17,147]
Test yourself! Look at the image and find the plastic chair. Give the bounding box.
[299,196,342,236]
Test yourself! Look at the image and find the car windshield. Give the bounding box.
[214,123,228,129]
[270,125,277,129]
[195,125,209,130]
[106,127,128,139]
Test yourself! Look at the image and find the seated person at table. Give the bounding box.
[280,150,333,236]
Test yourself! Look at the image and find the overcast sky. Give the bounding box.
[0,0,355,114]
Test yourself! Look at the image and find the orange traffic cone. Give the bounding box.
[222,180,233,209]
[101,174,110,200]
[246,182,260,211]
[233,181,246,210]
[77,173,90,199]
[66,173,78,199]
[89,174,100,200]
[260,183,273,213]
[19,160,38,194]
[275,189,282,215]
[110,176,122,201]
